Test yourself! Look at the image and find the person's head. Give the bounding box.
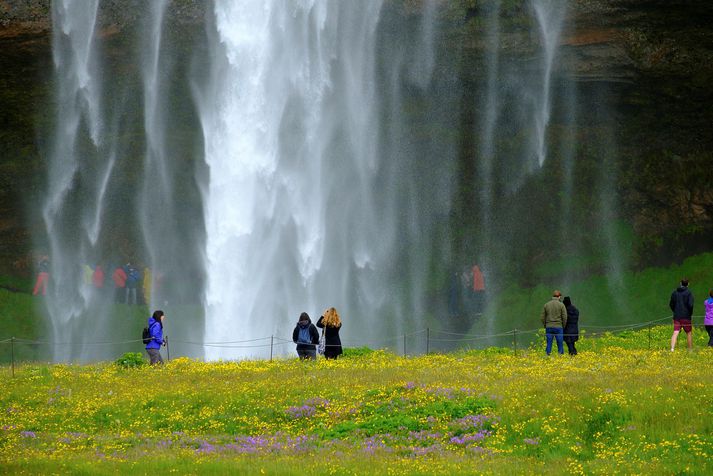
[322,307,341,327]
[709,289,713,298]
[552,290,562,299]
[152,310,165,325]
[298,312,310,325]
[681,278,689,287]
[563,296,572,307]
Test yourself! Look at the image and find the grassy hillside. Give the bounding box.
[479,252,713,337]
[1,330,712,475]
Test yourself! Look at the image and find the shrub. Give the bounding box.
[115,352,146,369]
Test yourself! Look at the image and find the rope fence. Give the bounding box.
[1,314,710,376]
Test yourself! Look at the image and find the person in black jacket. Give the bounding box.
[670,278,694,351]
[562,296,579,355]
[316,307,343,359]
[292,312,320,360]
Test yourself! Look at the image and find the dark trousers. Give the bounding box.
[565,339,577,355]
[706,325,713,347]
[147,348,163,365]
[297,348,316,360]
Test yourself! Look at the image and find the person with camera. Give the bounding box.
[145,310,166,365]
[317,307,343,359]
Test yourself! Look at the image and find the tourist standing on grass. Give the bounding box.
[292,312,320,360]
[562,296,580,355]
[32,255,49,296]
[669,278,694,351]
[112,265,127,302]
[705,289,713,347]
[145,310,166,365]
[541,290,567,355]
[125,264,141,305]
[317,307,343,359]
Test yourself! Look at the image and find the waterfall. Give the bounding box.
[41,1,205,361]
[196,1,443,358]
[37,0,628,360]
[531,0,567,167]
[42,0,103,361]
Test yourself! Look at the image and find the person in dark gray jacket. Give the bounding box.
[292,312,319,360]
[670,278,694,351]
[562,296,579,355]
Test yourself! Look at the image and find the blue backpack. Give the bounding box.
[297,326,311,344]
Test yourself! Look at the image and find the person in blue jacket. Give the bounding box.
[146,310,166,365]
[125,264,141,305]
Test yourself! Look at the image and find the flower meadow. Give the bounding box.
[2,327,713,475]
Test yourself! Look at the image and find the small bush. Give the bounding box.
[115,352,146,369]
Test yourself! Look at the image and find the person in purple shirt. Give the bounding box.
[145,310,166,364]
[705,289,713,347]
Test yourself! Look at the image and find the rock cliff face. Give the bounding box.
[0,1,711,276]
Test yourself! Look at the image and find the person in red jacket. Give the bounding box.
[92,265,105,289]
[112,266,127,302]
[32,256,49,296]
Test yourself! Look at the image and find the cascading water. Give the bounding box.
[42,0,104,361]
[196,1,445,358]
[531,0,567,167]
[38,0,629,360]
[41,0,205,361]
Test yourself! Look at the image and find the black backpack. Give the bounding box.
[142,326,151,345]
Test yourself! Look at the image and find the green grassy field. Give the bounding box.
[1,328,712,475]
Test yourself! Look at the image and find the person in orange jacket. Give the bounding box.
[32,256,49,296]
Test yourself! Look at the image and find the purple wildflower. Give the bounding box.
[449,430,491,445]
[285,404,316,419]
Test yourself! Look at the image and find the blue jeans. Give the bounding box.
[545,327,564,355]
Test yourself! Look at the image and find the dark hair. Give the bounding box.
[709,289,713,298]
[152,310,164,328]
[563,296,572,307]
[299,312,310,323]
[681,278,689,287]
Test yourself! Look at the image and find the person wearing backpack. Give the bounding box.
[145,310,166,365]
[292,312,319,360]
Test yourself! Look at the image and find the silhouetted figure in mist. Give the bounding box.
[32,256,49,296]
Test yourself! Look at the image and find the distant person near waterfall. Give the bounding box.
[32,255,50,296]
[112,265,127,302]
[541,290,567,355]
[562,296,579,355]
[125,264,141,305]
[669,278,694,351]
[704,289,713,347]
[292,312,319,360]
[317,307,343,359]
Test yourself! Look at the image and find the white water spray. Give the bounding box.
[532,0,567,167]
